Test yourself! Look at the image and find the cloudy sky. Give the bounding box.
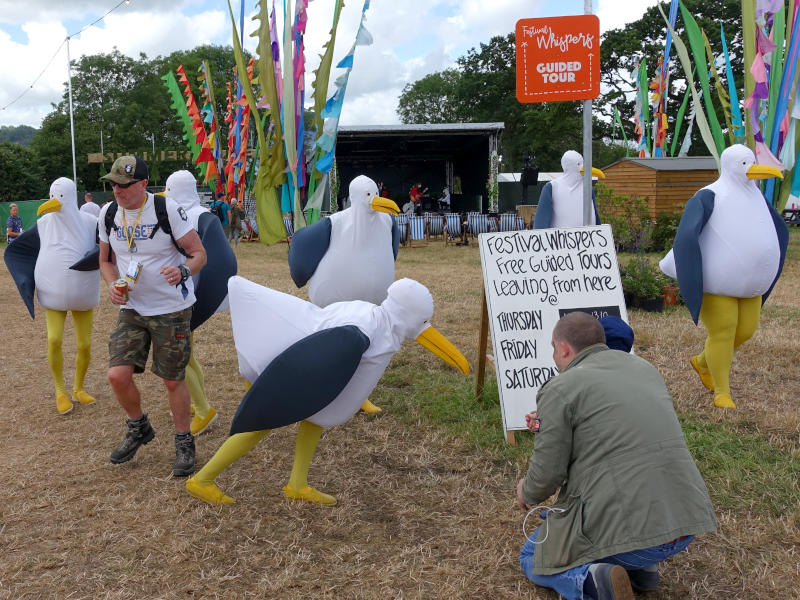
[0,0,659,129]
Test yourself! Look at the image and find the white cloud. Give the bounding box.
[596,0,658,32]
[0,0,661,128]
[0,6,227,127]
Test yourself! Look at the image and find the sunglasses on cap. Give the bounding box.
[111,180,140,189]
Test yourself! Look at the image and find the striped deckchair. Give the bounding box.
[498,213,518,232]
[244,217,259,242]
[283,215,294,244]
[444,213,462,245]
[409,214,428,246]
[425,212,445,240]
[395,214,409,246]
[467,212,496,238]
[517,215,527,230]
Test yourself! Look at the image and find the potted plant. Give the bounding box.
[620,257,666,312]
[662,279,681,306]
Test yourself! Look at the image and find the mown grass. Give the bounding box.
[681,417,800,518]
[2,226,799,599]
[379,238,800,527]
[378,362,800,521]
[374,370,536,466]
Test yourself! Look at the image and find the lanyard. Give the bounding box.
[121,196,146,253]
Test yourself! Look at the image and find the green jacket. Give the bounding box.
[521,344,716,575]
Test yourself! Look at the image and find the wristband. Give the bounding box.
[178,264,191,283]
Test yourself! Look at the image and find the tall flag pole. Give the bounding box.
[721,24,745,143]
[223,0,359,244]
[200,60,225,192]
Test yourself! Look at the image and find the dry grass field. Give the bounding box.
[1,230,798,599]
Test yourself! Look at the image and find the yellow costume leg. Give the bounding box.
[186,430,270,505]
[698,294,738,408]
[186,335,217,435]
[733,296,762,351]
[45,309,72,415]
[360,399,382,414]
[71,309,95,405]
[283,420,336,506]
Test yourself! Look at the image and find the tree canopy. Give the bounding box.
[0,125,37,147]
[0,142,45,202]
[598,0,743,147]
[26,44,244,193]
[397,0,744,169]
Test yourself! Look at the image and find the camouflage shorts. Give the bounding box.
[109,307,192,380]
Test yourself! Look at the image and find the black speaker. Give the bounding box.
[521,167,539,186]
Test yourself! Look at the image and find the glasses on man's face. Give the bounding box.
[112,180,138,189]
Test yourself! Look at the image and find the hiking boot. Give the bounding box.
[585,564,633,600]
[110,414,155,464]
[628,564,659,591]
[173,432,195,477]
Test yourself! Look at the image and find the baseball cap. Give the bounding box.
[101,155,149,185]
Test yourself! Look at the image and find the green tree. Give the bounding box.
[598,0,743,153]
[29,45,246,190]
[0,125,38,146]
[0,142,46,201]
[397,34,586,171]
[397,69,463,124]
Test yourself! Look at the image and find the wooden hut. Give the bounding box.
[600,157,718,218]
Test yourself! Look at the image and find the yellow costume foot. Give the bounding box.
[713,394,736,409]
[690,356,715,391]
[56,393,73,415]
[186,477,235,505]
[283,484,337,506]
[190,407,218,436]
[360,399,382,414]
[72,390,96,405]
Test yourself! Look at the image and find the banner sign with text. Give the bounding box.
[515,15,601,103]
[478,225,627,431]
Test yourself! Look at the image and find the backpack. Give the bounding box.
[210,201,225,223]
[103,195,191,260]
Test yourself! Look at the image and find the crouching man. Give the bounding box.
[517,312,716,599]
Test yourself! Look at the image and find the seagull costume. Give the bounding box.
[4,178,100,414]
[659,144,788,408]
[186,276,469,507]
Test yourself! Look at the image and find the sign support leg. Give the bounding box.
[475,285,489,402]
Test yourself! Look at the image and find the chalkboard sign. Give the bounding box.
[477,225,628,432]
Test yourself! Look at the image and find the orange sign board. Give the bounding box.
[515,15,600,103]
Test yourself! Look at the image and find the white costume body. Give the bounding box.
[79,202,101,219]
[307,176,395,307]
[229,276,429,428]
[659,147,780,299]
[34,178,100,311]
[550,150,597,228]
[165,170,229,313]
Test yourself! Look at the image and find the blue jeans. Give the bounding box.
[519,526,694,600]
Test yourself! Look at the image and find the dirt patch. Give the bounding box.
[0,233,798,599]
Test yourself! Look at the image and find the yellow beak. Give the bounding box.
[580,166,606,179]
[746,164,784,180]
[415,325,470,376]
[370,196,400,216]
[154,191,166,197]
[37,198,63,216]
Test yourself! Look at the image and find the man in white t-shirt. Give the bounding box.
[98,156,207,477]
